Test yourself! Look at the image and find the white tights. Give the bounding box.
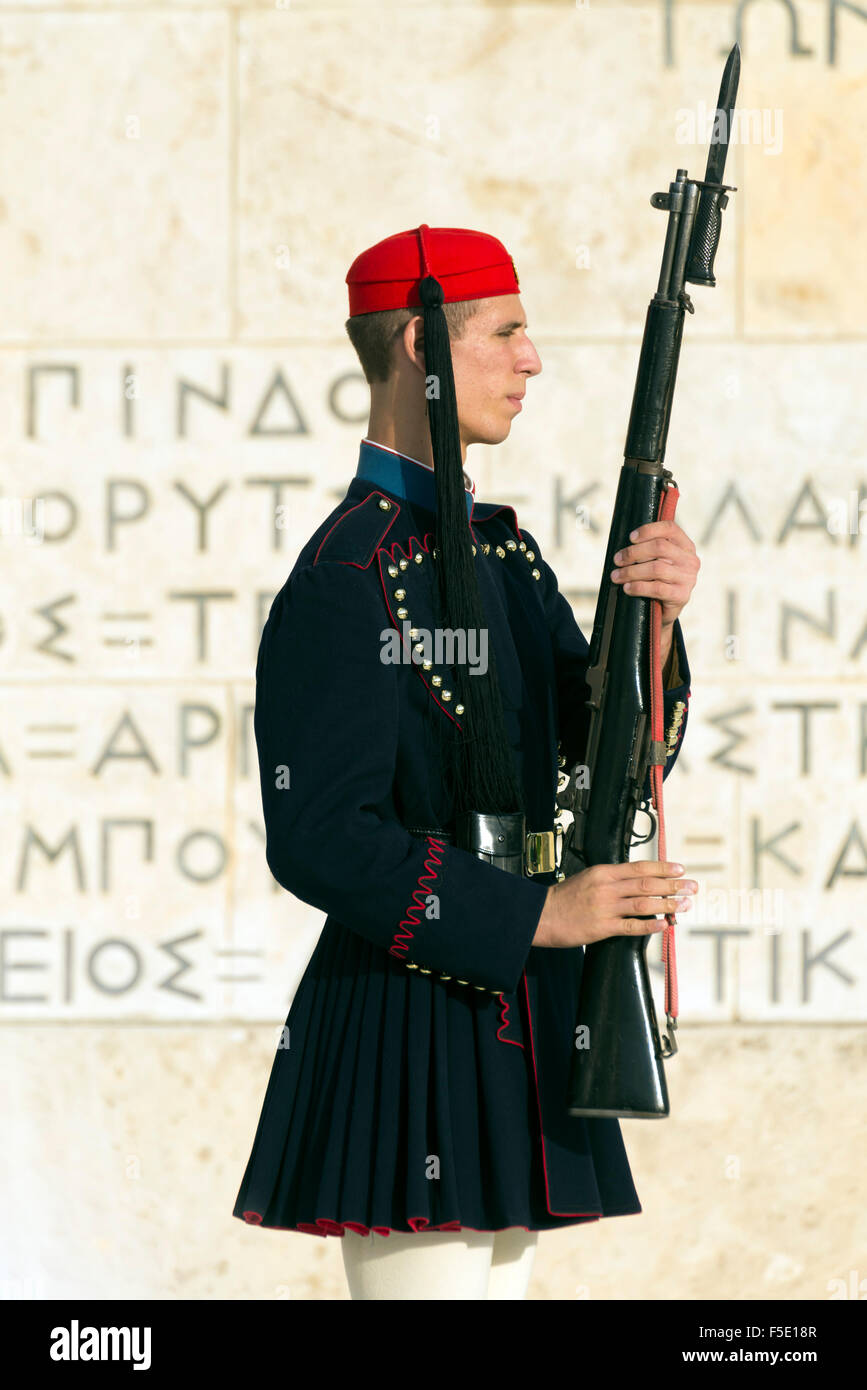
[341,1227,539,1300]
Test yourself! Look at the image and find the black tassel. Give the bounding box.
[418,273,525,820]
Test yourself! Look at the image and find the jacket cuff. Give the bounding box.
[389,839,550,997]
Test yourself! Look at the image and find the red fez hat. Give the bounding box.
[346,224,520,316]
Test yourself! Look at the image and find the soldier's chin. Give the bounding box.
[467,419,512,447]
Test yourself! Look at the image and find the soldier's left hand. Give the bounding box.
[609,519,700,627]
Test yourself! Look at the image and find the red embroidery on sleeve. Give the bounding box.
[388,834,447,958]
[495,994,524,1049]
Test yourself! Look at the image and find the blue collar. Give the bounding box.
[355,439,474,520]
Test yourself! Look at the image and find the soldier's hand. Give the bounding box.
[531,860,698,949]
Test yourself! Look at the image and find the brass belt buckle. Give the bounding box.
[525,830,555,876]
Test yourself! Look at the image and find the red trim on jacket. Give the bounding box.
[469,503,523,546]
[388,834,447,959]
[313,491,401,568]
[495,994,524,1049]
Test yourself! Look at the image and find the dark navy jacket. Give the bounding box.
[235,439,691,1233]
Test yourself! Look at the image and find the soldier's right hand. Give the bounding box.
[531,860,698,949]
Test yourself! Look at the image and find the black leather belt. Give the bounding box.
[406,813,562,878]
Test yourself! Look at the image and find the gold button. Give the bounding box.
[457,979,469,986]
[406,962,418,970]
[409,627,419,637]
[394,588,406,600]
[422,659,433,671]
[413,643,425,656]
[399,558,408,570]
[379,499,391,510]
[414,552,424,564]
[519,541,527,551]
[442,690,452,701]
[472,544,477,555]
[419,968,432,975]
[482,543,491,555]
[455,703,465,714]
[432,548,438,559]
[506,540,517,550]
[531,568,541,580]
[396,606,408,618]
[474,985,486,991]
[388,564,399,578]
[525,550,535,561]
[431,674,442,687]
[440,974,452,981]
[496,546,506,558]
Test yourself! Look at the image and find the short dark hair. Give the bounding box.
[345,300,481,384]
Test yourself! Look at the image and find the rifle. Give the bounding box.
[556,44,741,1118]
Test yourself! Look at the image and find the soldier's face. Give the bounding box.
[449,295,542,449]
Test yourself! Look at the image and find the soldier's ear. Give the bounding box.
[397,314,426,376]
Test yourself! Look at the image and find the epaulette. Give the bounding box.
[471,500,523,542]
[313,490,401,569]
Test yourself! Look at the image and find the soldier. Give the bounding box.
[232,224,699,1300]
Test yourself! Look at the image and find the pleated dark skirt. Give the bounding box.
[232,919,641,1236]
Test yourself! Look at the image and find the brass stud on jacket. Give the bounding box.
[396,606,408,619]
[442,690,452,701]
[378,498,391,510]
[414,552,424,564]
[506,539,517,550]
[388,564,399,578]
[431,674,442,687]
[531,568,541,580]
[455,703,465,714]
[394,588,406,600]
[525,550,535,562]
[495,546,506,558]
[398,953,502,997]
[399,558,408,570]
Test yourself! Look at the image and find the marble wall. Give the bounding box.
[1,0,865,1299]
